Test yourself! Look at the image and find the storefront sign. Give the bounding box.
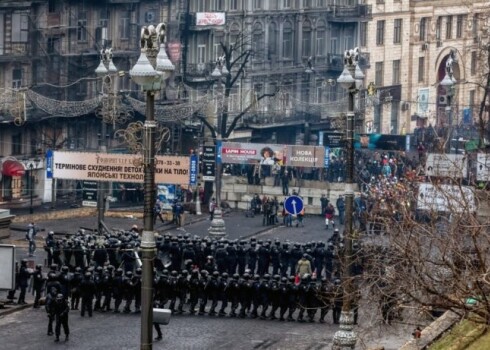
[82,181,97,207]
[287,145,325,168]
[202,146,215,181]
[189,154,198,186]
[196,12,226,26]
[53,152,190,184]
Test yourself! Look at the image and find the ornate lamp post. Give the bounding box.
[332,47,364,350]
[95,48,118,234]
[440,51,457,153]
[208,56,228,237]
[129,23,174,350]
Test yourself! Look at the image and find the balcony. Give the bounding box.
[185,63,215,82]
[328,4,372,22]
[328,53,344,71]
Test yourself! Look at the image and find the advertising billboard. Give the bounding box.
[53,152,190,184]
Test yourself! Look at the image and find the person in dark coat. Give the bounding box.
[17,259,30,305]
[33,264,46,308]
[52,294,70,342]
[79,272,96,317]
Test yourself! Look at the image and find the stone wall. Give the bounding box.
[220,176,352,215]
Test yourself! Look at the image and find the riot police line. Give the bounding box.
[17,226,362,327]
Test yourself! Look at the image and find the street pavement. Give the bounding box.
[0,209,413,349]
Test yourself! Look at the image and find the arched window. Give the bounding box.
[302,20,312,57]
[282,21,293,59]
[252,22,264,59]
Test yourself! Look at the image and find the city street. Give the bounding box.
[0,209,413,350]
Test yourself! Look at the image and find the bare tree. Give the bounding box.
[195,32,277,140]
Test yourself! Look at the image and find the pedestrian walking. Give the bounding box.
[26,222,38,257]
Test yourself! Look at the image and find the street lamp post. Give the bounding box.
[24,157,41,214]
[208,56,228,237]
[440,51,457,153]
[95,48,118,234]
[129,23,175,350]
[332,48,364,350]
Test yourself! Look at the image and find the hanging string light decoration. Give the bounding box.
[0,88,29,126]
[27,89,101,118]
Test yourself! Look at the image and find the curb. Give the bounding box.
[0,302,33,317]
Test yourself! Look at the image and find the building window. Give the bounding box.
[303,0,312,8]
[316,0,325,6]
[419,18,427,41]
[418,57,425,83]
[252,23,264,59]
[316,82,323,103]
[375,62,384,86]
[213,35,223,61]
[392,59,400,84]
[48,0,58,13]
[436,17,442,40]
[446,16,453,39]
[197,44,206,64]
[376,20,385,45]
[469,90,475,110]
[316,26,326,55]
[12,133,22,155]
[393,19,402,44]
[302,21,312,57]
[11,13,29,42]
[471,51,477,75]
[268,22,277,58]
[374,104,382,133]
[100,9,109,28]
[360,22,367,47]
[282,22,293,59]
[211,0,224,11]
[456,15,463,38]
[77,11,87,42]
[472,14,478,39]
[391,101,400,135]
[12,68,22,89]
[283,0,291,9]
[120,11,130,39]
[254,0,262,9]
[229,0,238,10]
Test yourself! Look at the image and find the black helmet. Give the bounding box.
[21,259,28,266]
[243,273,250,279]
[254,274,261,281]
[35,264,42,270]
[60,265,68,273]
[96,266,103,273]
[125,271,133,277]
[200,270,209,276]
[212,271,220,277]
[281,277,288,283]
[56,293,64,301]
[135,268,142,275]
[334,279,341,285]
[75,267,82,273]
[263,274,271,280]
[191,269,199,276]
[107,265,115,271]
[288,276,295,283]
[221,272,228,278]
[273,274,280,281]
[48,272,57,280]
[85,272,92,278]
[170,270,178,277]
[232,273,239,280]
[116,268,124,276]
[181,270,189,276]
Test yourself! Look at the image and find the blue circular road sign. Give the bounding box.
[284,195,304,215]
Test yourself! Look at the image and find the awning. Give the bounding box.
[1,160,26,177]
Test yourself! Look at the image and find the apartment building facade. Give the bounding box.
[362,0,488,145]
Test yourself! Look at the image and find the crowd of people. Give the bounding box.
[8,225,368,342]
